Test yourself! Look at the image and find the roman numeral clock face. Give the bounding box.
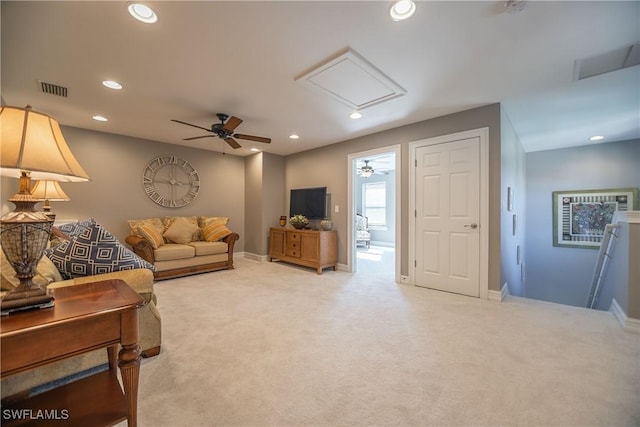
[143,156,200,208]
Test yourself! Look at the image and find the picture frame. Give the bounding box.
[552,188,638,249]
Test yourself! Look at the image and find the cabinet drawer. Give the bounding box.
[286,240,300,257]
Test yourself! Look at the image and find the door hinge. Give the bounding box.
[415,159,417,167]
[414,259,417,267]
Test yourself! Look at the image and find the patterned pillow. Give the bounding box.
[198,216,229,227]
[45,221,156,279]
[127,218,165,236]
[202,221,232,242]
[138,223,164,249]
[56,218,96,238]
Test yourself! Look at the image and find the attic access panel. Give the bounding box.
[296,48,406,110]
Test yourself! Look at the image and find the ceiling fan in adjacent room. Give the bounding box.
[171,113,271,149]
[357,160,388,178]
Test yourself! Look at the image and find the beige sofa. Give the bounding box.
[126,216,239,280]
[1,263,160,400]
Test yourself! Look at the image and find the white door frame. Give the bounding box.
[347,144,401,282]
[408,128,489,299]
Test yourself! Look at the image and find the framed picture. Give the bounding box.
[552,188,638,249]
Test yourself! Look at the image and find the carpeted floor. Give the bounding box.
[127,256,639,426]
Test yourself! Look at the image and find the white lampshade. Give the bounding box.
[0,106,90,182]
[30,180,71,201]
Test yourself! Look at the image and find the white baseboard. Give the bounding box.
[488,282,510,302]
[243,252,268,262]
[610,298,640,334]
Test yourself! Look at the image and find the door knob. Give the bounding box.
[464,223,478,229]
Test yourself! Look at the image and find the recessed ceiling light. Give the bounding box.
[349,111,362,119]
[92,115,108,122]
[389,0,416,21]
[589,135,605,141]
[102,80,123,90]
[128,3,157,24]
[289,134,300,140]
[250,148,260,152]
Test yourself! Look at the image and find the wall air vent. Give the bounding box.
[574,43,640,81]
[38,80,68,97]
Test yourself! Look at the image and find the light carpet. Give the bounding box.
[128,257,639,426]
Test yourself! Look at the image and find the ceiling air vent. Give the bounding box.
[38,80,68,97]
[574,43,640,81]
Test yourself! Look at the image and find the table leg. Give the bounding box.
[118,343,141,427]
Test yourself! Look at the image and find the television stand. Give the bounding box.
[268,227,337,274]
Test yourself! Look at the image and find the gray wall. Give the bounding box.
[525,139,640,307]
[500,109,527,296]
[1,126,246,250]
[285,103,503,291]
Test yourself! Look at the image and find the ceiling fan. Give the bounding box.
[171,113,271,149]
[358,160,388,177]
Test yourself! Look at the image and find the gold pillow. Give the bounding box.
[128,218,165,236]
[163,217,200,244]
[138,223,165,249]
[202,222,232,242]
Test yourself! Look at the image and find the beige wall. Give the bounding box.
[1,126,246,250]
[284,104,502,291]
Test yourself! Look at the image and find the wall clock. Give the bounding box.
[143,156,200,208]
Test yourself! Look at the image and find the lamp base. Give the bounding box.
[1,287,55,314]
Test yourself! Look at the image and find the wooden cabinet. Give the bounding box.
[269,228,337,274]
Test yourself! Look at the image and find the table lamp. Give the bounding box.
[0,106,90,313]
[30,180,71,221]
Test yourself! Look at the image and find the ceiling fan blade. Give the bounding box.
[222,116,243,133]
[224,137,242,149]
[183,135,216,141]
[234,133,271,144]
[171,119,211,132]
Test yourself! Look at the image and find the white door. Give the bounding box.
[415,137,480,297]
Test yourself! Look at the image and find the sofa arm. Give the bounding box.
[222,232,239,252]
[126,234,156,264]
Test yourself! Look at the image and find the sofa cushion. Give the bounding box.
[1,252,64,291]
[198,216,229,227]
[202,221,232,242]
[138,223,165,249]
[188,241,228,256]
[154,244,195,261]
[163,217,199,244]
[45,221,156,279]
[48,268,155,300]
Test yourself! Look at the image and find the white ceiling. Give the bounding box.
[2,1,638,157]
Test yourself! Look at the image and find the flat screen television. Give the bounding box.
[289,187,327,220]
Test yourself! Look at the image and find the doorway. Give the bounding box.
[409,129,489,299]
[347,145,401,282]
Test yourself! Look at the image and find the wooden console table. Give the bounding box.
[1,279,145,427]
[269,227,337,274]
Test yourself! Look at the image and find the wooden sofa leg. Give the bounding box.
[141,346,161,358]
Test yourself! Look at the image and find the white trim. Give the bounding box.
[408,128,490,299]
[613,210,640,224]
[488,283,510,302]
[347,145,402,283]
[610,298,640,334]
[243,252,268,262]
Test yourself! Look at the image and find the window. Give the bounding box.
[363,181,386,227]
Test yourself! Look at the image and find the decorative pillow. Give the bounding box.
[1,251,64,291]
[127,218,165,237]
[56,218,96,238]
[198,216,229,227]
[202,221,232,242]
[163,217,200,244]
[162,216,200,241]
[138,223,164,249]
[45,221,156,279]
